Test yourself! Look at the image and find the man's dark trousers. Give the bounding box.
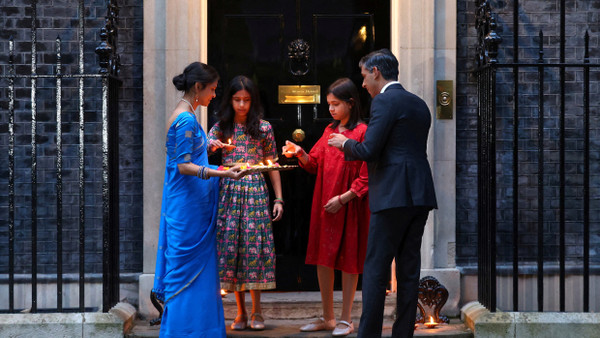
[357,206,431,338]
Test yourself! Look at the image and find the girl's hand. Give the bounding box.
[211,139,236,152]
[282,140,304,158]
[272,203,283,221]
[323,195,344,214]
[209,139,222,152]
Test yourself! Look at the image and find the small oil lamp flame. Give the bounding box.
[220,289,227,297]
[259,162,264,166]
[227,138,232,144]
[267,159,273,166]
[424,316,438,329]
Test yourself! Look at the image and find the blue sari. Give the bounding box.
[153,111,226,337]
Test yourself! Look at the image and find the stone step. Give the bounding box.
[222,291,395,320]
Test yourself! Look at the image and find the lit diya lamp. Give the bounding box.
[221,160,288,172]
[282,143,298,157]
[220,289,228,297]
[266,160,280,168]
[424,316,439,329]
[253,160,280,169]
[223,138,236,151]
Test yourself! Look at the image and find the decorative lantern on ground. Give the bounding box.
[415,276,449,327]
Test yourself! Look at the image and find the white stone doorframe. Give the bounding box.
[140,0,459,319]
[388,0,459,316]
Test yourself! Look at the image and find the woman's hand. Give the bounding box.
[323,195,344,214]
[225,164,248,180]
[282,140,304,158]
[272,203,283,221]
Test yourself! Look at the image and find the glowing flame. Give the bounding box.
[267,160,273,166]
[221,289,227,296]
[424,315,438,329]
[359,25,367,43]
[227,138,232,144]
[259,162,264,166]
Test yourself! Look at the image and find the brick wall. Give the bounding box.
[457,0,600,266]
[0,0,143,274]
[2,0,597,275]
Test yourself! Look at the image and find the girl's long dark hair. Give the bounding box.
[327,78,362,130]
[217,75,263,139]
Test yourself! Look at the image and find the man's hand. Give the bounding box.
[327,133,348,150]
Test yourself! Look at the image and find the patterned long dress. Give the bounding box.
[208,120,278,291]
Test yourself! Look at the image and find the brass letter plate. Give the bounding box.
[278,85,320,104]
[436,80,453,119]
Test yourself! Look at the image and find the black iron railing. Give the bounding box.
[475,0,598,312]
[0,0,121,313]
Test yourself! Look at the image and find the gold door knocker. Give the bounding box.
[292,129,305,143]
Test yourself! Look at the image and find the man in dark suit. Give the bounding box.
[328,49,437,338]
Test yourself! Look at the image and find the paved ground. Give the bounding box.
[128,318,472,337]
[128,291,472,337]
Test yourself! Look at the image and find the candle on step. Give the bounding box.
[424,316,438,329]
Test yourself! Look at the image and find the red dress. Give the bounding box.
[300,123,370,274]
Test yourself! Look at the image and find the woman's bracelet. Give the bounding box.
[197,166,210,180]
[338,195,345,205]
[274,198,284,206]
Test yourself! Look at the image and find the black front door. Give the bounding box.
[208,0,390,290]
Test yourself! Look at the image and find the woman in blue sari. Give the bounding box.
[153,62,245,337]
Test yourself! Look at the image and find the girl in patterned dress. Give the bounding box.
[208,75,283,331]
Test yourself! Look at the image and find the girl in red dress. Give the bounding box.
[283,78,370,337]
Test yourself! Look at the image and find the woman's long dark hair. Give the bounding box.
[327,78,362,130]
[217,75,263,140]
